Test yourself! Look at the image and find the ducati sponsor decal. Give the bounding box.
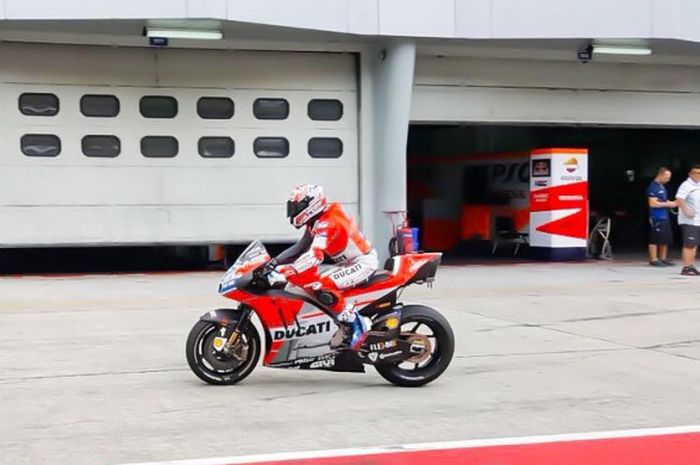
[270,354,335,368]
[294,250,322,273]
[409,258,430,274]
[368,352,379,362]
[379,350,402,360]
[273,321,332,340]
[332,263,362,280]
[369,340,397,351]
[310,358,335,369]
[331,253,348,263]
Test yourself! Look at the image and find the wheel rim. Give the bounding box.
[195,325,255,378]
[395,317,443,374]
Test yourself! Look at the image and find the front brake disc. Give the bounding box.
[203,331,244,371]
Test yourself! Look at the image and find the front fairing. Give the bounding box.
[219,241,271,295]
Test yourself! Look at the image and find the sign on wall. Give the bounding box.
[529,148,589,260]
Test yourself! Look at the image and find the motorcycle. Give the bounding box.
[186,241,454,387]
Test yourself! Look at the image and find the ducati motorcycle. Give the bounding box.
[186,241,454,387]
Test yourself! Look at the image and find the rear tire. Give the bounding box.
[186,320,261,385]
[375,305,454,387]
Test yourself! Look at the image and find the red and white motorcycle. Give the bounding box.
[186,241,454,387]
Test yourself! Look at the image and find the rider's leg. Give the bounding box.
[314,251,378,349]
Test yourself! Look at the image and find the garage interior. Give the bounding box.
[407,124,700,259]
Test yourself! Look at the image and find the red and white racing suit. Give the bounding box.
[275,203,378,318]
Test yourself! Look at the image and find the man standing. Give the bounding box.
[675,165,700,276]
[647,167,677,267]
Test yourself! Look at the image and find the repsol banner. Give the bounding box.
[529,148,589,260]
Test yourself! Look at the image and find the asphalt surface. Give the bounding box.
[1,260,699,465]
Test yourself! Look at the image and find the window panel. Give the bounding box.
[141,136,179,158]
[198,137,235,158]
[21,134,61,157]
[140,96,178,118]
[308,137,343,159]
[254,137,289,158]
[82,135,121,158]
[81,95,120,117]
[197,97,234,119]
[308,99,343,121]
[19,93,59,116]
[253,98,289,120]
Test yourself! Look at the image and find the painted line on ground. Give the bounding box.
[123,424,700,465]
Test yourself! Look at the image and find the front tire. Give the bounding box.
[186,320,261,385]
[375,305,454,387]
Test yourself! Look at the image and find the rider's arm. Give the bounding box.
[274,228,314,265]
[278,222,332,278]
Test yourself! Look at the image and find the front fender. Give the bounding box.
[200,308,246,326]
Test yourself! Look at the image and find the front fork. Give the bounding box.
[212,305,254,352]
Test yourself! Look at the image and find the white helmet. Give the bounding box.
[287,184,327,228]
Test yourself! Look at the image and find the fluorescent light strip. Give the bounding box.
[592,45,651,56]
[146,28,222,40]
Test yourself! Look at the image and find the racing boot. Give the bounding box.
[337,305,371,351]
[350,314,372,351]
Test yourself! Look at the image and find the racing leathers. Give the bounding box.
[273,202,378,349]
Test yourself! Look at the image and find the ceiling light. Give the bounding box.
[145,28,222,40]
[592,45,651,56]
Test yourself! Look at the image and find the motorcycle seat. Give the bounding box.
[356,270,392,289]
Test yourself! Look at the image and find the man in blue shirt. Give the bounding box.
[647,167,677,266]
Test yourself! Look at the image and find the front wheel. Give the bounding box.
[375,305,455,387]
[186,320,261,385]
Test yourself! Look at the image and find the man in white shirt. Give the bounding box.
[675,165,700,275]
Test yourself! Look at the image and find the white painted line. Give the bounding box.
[121,424,700,465]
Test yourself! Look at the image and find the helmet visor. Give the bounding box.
[287,197,311,222]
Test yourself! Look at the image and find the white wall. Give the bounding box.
[4,0,700,44]
[0,43,359,246]
[412,55,700,126]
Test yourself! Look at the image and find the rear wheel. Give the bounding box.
[375,305,454,387]
[186,320,260,385]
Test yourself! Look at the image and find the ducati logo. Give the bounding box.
[273,321,332,340]
[368,352,378,362]
[332,263,362,281]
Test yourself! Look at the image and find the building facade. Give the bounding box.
[2,0,700,256]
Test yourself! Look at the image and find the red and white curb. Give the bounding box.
[124,424,700,465]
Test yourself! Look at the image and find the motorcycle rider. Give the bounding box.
[266,184,378,350]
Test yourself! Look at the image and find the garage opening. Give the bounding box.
[407,124,700,258]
